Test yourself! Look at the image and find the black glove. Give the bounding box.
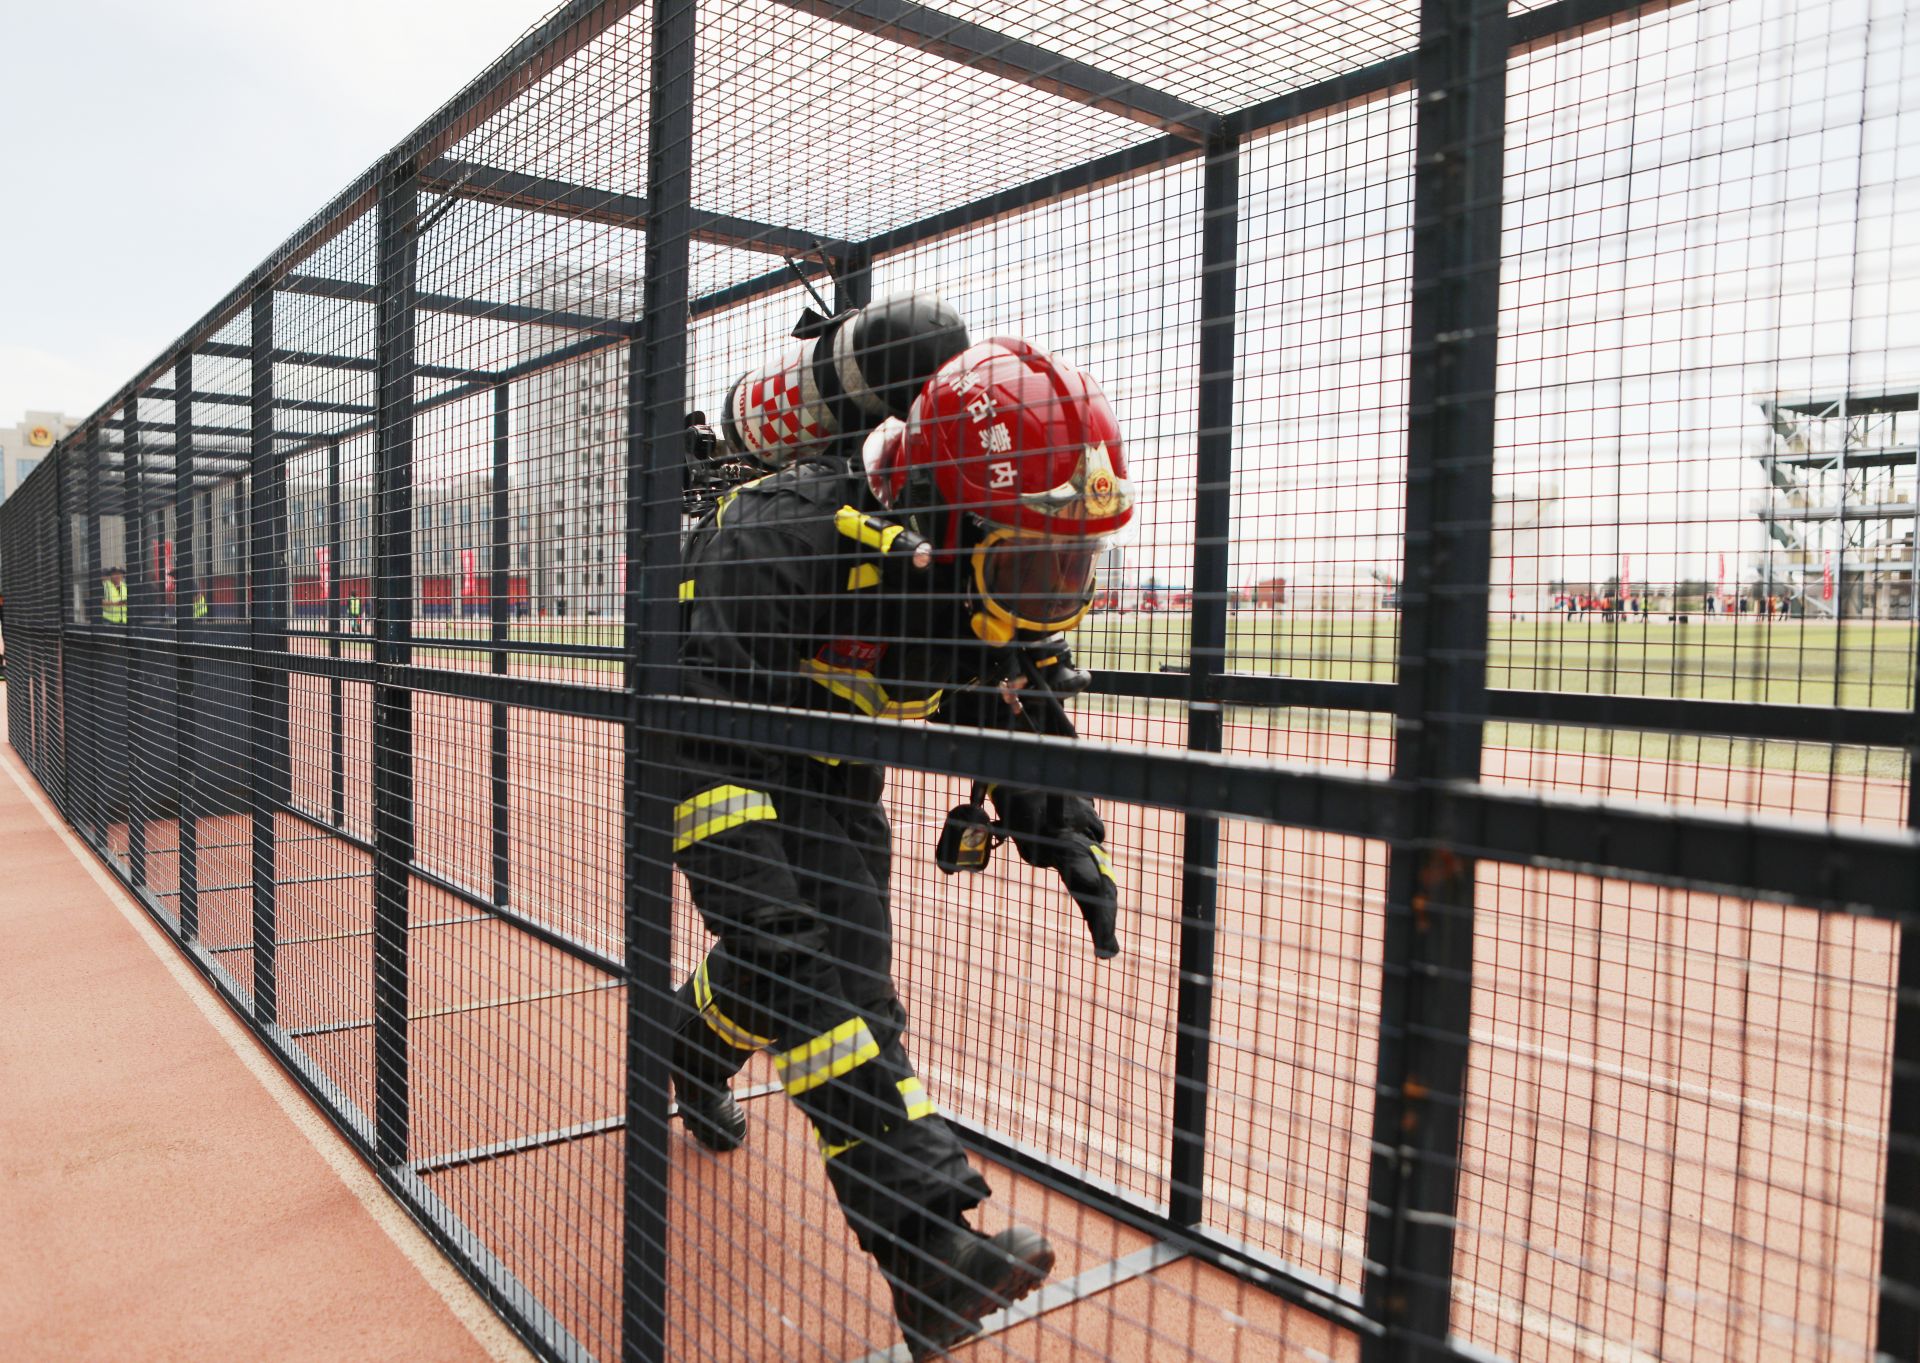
[992,788,1121,958]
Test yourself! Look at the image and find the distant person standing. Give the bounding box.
[101,567,128,626]
[348,591,363,634]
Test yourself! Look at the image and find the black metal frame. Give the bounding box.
[2,3,1913,1362]
[372,157,419,1170]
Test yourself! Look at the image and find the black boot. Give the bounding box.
[670,969,753,1154]
[881,1220,1055,1361]
[673,1076,747,1153]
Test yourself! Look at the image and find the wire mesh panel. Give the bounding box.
[2,1,1918,1362]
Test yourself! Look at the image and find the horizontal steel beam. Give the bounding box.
[422,157,853,257]
[861,131,1196,257]
[1439,780,1919,919]
[770,0,1217,140]
[1088,668,1915,748]
[146,385,373,417]
[1510,0,1686,48]
[1221,54,1415,140]
[194,339,488,385]
[690,256,837,318]
[645,691,1402,837]
[1485,686,1914,748]
[1761,502,1918,522]
[280,273,636,337]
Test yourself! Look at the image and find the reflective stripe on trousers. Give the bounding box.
[775,1015,881,1096]
[673,784,777,853]
[691,958,774,1051]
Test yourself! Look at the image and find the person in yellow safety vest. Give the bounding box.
[347,592,362,633]
[192,587,209,619]
[102,568,128,625]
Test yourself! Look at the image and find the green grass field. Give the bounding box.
[1072,612,1919,708]
[325,611,1916,777]
[357,610,1920,706]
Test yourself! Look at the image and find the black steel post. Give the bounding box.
[373,158,420,1167]
[124,403,149,891]
[490,383,511,907]
[248,285,287,1025]
[82,429,104,843]
[1169,129,1239,1229]
[1876,662,1920,1352]
[833,243,872,312]
[51,424,72,817]
[328,437,346,827]
[624,2,697,1358]
[1360,0,1506,1355]
[85,431,104,613]
[174,357,199,941]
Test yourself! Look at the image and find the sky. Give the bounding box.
[0,0,560,425]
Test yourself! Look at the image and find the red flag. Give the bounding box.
[1823,551,1834,601]
[1717,552,1726,590]
[461,548,477,601]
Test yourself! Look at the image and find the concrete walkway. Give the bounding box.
[0,692,533,1363]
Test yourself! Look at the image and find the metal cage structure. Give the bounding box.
[3,1,1918,1361]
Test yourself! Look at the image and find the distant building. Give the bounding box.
[518,265,638,620]
[0,410,78,505]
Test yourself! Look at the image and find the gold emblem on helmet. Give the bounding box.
[1018,442,1130,521]
[1086,470,1118,517]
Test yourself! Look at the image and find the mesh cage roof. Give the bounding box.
[52,0,1602,467]
[912,0,1421,111]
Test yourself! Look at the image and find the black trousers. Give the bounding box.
[670,751,988,1246]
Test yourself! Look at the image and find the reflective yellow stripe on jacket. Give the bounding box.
[799,658,941,721]
[672,784,776,853]
[691,959,774,1051]
[775,1016,880,1096]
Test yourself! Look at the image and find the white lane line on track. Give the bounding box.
[1470,1026,1885,1144]
[1454,1282,1664,1363]
[0,741,536,1363]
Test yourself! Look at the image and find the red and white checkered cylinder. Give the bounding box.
[720,339,837,468]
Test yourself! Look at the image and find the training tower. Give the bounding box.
[1756,390,1920,617]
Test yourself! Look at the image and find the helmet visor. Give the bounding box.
[971,527,1102,634]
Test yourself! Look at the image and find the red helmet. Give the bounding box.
[865,338,1133,639]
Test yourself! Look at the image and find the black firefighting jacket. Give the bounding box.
[679,453,1026,733]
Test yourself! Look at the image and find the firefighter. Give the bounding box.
[670,296,1129,1359]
